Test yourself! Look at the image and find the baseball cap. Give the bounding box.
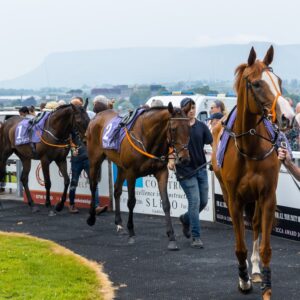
[180,97,194,108]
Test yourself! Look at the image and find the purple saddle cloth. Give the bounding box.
[15,112,50,146]
[102,109,145,151]
[216,107,292,167]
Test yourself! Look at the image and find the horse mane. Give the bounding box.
[147,106,182,114]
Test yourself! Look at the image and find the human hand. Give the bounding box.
[278,147,291,162]
[72,147,79,157]
[168,160,176,171]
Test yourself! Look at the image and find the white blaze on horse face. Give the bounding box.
[262,72,295,122]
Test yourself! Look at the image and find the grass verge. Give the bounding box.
[0,231,115,300]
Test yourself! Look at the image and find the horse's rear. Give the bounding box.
[212,46,295,300]
[0,116,22,185]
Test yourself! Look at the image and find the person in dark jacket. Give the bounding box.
[68,97,108,214]
[168,98,213,248]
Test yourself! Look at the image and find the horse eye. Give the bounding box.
[252,81,261,88]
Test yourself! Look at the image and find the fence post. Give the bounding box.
[16,159,23,197]
[108,160,114,211]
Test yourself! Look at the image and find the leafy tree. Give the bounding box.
[22,97,37,106]
[130,89,151,108]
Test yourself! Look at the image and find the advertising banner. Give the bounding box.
[115,164,214,221]
[26,159,111,208]
[214,166,300,242]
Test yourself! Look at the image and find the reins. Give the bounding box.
[124,115,189,162]
[38,107,78,149]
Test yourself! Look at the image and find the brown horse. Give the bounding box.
[86,103,190,250]
[211,46,295,299]
[0,102,90,215]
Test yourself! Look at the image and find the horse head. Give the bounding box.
[167,102,190,164]
[71,104,90,140]
[235,45,295,130]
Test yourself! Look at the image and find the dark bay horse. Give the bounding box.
[0,102,90,215]
[86,103,190,250]
[211,46,295,300]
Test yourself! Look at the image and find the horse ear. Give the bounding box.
[84,98,89,110]
[168,102,174,114]
[248,47,256,66]
[263,45,274,66]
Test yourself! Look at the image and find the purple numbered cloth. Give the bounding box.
[102,109,145,151]
[216,107,292,167]
[15,112,50,146]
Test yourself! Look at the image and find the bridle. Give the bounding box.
[167,117,190,163]
[125,114,189,162]
[39,106,82,148]
[224,67,281,160]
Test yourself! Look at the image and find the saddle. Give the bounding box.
[119,109,140,128]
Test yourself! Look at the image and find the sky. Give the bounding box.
[0,0,299,82]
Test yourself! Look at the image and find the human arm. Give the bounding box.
[278,147,300,181]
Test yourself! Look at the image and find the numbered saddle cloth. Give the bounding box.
[15,112,50,146]
[102,109,145,151]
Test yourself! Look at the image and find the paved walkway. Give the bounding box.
[0,199,299,300]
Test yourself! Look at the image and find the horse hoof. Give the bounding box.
[48,210,56,217]
[55,202,64,212]
[31,206,40,213]
[252,273,262,283]
[116,225,127,235]
[168,241,179,251]
[128,236,135,244]
[87,216,96,226]
[238,278,252,294]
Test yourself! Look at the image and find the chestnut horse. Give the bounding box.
[0,102,90,215]
[86,103,190,250]
[211,46,295,300]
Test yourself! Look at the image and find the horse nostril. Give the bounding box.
[179,157,190,165]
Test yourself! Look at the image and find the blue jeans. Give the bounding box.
[69,159,99,207]
[179,169,209,239]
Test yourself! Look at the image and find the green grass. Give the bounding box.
[0,234,104,300]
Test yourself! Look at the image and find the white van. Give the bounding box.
[0,109,19,122]
[146,92,237,121]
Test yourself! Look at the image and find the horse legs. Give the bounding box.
[154,168,178,251]
[251,202,262,283]
[55,160,70,212]
[87,155,104,226]
[228,199,252,293]
[114,167,125,234]
[259,198,276,300]
[41,159,55,216]
[20,159,39,213]
[126,177,136,244]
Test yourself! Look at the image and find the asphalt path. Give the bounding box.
[0,199,299,300]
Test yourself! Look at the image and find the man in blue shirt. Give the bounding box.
[168,97,213,248]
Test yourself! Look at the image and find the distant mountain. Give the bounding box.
[1,42,300,89]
